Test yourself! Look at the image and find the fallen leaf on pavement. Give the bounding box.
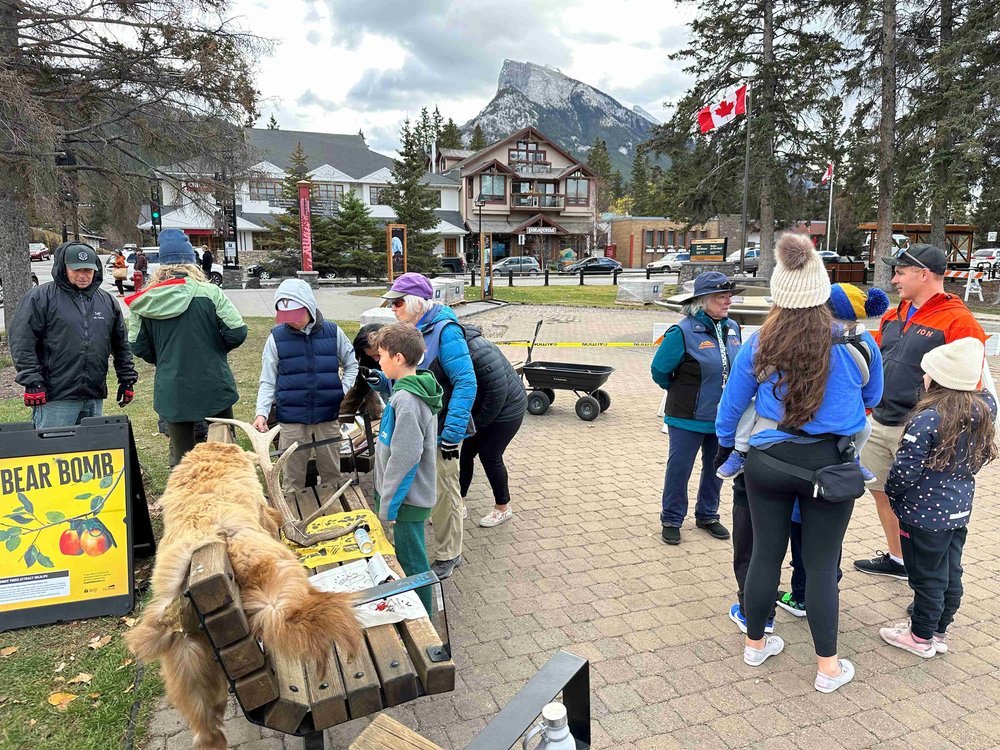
[87,635,112,650]
[47,692,78,710]
[67,673,93,685]
[0,646,18,657]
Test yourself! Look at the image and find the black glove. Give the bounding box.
[713,446,734,472]
[359,366,381,386]
[440,441,460,460]
[117,382,135,407]
[24,390,47,407]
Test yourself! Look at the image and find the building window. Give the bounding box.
[565,177,590,206]
[656,230,666,247]
[701,230,709,239]
[249,179,282,202]
[370,186,386,204]
[645,230,655,248]
[444,238,458,257]
[668,230,675,246]
[480,174,506,202]
[313,182,345,202]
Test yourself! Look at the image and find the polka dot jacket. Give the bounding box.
[886,392,997,531]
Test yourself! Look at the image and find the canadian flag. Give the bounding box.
[697,84,747,134]
[821,162,833,185]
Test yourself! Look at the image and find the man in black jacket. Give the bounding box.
[9,242,137,429]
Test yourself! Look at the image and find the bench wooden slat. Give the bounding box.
[306,649,349,730]
[349,714,445,750]
[203,581,250,647]
[336,642,383,718]
[219,636,266,680]
[365,625,418,707]
[188,541,237,614]
[234,662,280,710]
[264,650,311,733]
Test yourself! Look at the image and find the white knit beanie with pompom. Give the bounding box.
[769,233,831,309]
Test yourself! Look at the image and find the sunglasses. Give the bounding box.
[893,248,929,270]
[389,297,405,308]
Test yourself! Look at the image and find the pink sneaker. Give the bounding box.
[879,623,935,658]
[932,633,949,653]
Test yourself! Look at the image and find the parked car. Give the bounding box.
[28,243,50,261]
[437,256,466,274]
[563,256,623,274]
[0,272,39,305]
[245,263,341,281]
[122,247,225,289]
[726,248,760,273]
[493,256,541,276]
[818,250,851,263]
[972,248,1000,266]
[647,252,690,273]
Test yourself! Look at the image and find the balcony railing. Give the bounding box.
[512,194,564,209]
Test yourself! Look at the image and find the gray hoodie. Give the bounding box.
[254,279,359,419]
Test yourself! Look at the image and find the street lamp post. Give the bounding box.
[475,193,486,291]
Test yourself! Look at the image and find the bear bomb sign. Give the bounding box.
[0,448,130,627]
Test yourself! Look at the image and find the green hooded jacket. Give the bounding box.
[127,273,247,422]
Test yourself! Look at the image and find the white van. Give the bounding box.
[122,246,224,289]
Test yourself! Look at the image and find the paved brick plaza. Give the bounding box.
[146,304,1000,750]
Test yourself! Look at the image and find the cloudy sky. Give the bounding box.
[231,0,696,155]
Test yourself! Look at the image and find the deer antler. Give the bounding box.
[206,418,362,546]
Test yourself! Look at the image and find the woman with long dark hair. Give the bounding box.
[715,233,883,693]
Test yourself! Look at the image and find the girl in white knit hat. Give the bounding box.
[879,338,997,658]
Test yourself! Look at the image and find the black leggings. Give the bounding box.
[743,440,855,657]
[459,415,523,505]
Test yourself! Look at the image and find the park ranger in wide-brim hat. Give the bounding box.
[672,271,745,305]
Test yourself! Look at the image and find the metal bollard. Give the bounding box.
[544,268,549,286]
[579,268,585,286]
[646,267,651,280]
[508,270,514,287]
[613,268,620,286]
[470,269,476,287]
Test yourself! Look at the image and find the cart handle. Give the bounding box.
[526,319,543,366]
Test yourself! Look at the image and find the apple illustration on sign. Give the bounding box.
[58,529,84,556]
[80,528,111,556]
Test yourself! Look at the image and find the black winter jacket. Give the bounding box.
[465,324,526,428]
[9,242,137,401]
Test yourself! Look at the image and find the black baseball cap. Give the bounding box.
[882,244,947,275]
[64,244,100,271]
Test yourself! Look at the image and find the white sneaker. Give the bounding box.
[744,635,784,666]
[462,504,468,520]
[479,507,512,528]
[815,658,855,693]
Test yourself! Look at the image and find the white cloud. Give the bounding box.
[231,0,694,150]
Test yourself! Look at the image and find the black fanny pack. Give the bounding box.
[754,435,866,503]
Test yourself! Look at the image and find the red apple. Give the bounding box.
[80,528,110,556]
[58,529,84,556]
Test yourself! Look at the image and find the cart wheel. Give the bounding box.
[575,395,600,421]
[593,389,611,413]
[541,388,556,404]
[527,390,551,416]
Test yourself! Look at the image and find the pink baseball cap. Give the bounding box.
[275,298,307,324]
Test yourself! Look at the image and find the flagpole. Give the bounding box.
[739,85,752,275]
[825,163,835,253]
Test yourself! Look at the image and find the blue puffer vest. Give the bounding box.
[273,322,344,424]
[664,315,741,423]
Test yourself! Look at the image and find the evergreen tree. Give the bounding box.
[358,128,366,144]
[267,114,279,130]
[630,152,655,216]
[384,119,440,272]
[323,190,382,279]
[470,124,487,150]
[439,119,464,149]
[609,170,626,203]
[414,107,434,154]
[262,142,314,276]
[586,138,614,214]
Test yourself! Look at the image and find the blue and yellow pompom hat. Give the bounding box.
[826,283,890,321]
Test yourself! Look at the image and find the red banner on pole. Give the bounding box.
[297,180,313,272]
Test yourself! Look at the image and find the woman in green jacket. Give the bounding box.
[127,229,247,466]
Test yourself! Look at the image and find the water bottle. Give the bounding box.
[522,702,577,750]
[354,526,374,555]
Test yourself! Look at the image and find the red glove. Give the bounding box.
[24,390,46,407]
[117,382,135,407]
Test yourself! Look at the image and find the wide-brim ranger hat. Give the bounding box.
[381,272,433,301]
[674,271,745,304]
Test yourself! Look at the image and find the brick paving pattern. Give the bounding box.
[145,304,1000,749]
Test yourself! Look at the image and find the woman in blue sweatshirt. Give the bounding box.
[715,234,883,694]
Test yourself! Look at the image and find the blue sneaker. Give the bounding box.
[860,463,877,484]
[717,451,745,480]
[729,603,774,634]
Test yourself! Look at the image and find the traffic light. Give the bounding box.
[149,185,162,233]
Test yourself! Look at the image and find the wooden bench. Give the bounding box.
[180,481,455,748]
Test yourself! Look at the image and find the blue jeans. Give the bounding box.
[33,399,103,429]
[660,426,722,527]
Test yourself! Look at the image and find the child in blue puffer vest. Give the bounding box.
[879,338,997,658]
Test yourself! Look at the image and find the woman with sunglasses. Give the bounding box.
[377,273,477,581]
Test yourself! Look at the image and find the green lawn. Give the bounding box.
[351,283,677,309]
[0,317,358,750]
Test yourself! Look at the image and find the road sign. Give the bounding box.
[989,231,997,243]
[225,241,236,252]
[689,238,728,262]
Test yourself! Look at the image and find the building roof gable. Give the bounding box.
[245,128,396,179]
[454,126,583,174]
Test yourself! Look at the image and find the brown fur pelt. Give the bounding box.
[125,442,363,749]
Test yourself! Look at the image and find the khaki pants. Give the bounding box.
[278,422,342,495]
[431,445,464,562]
[862,418,906,485]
